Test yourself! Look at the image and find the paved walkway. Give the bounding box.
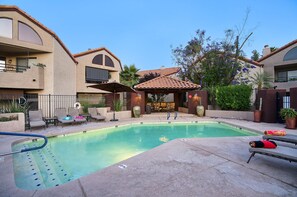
[0,115,296,197]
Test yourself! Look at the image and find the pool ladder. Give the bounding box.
[0,132,48,157]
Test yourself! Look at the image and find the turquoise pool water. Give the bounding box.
[12,122,257,190]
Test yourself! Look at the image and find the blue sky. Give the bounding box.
[1,0,297,70]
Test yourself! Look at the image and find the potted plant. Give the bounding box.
[280,108,297,129]
[254,97,262,122]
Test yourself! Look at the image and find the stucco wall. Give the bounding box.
[260,43,297,90]
[75,50,122,94]
[0,10,53,52]
[53,39,76,95]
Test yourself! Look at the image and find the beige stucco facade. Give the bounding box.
[259,41,297,90]
[0,6,77,95]
[74,48,122,94]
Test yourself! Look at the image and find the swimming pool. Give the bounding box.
[12,122,257,190]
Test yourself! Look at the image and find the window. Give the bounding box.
[18,22,43,45]
[85,66,109,83]
[284,47,297,61]
[105,55,114,67]
[0,18,12,38]
[17,58,37,72]
[275,64,297,82]
[92,54,103,65]
[0,57,5,71]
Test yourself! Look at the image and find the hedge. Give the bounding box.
[216,85,252,111]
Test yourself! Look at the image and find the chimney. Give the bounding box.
[262,45,271,56]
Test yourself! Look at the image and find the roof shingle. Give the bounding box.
[134,75,200,90]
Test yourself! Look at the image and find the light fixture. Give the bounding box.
[8,59,12,64]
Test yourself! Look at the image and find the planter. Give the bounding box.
[285,117,296,129]
[0,113,25,132]
[133,106,141,118]
[196,105,205,117]
[254,110,262,123]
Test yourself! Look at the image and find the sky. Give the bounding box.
[1,0,297,70]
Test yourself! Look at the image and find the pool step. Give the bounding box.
[13,141,72,190]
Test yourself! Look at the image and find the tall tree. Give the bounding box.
[172,29,253,87]
[251,50,260,61]
[138,72,160,84]
[120,64,140,87]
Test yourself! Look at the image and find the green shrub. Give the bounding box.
[0,115,18,122]
[113,99,122,111]
[216,85,252,111]
[81,101,106,114]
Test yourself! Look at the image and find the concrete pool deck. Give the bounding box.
[0,116,296,196]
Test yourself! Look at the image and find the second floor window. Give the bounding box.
[85,66,109,83]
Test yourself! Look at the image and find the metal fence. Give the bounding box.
[0,94,77,117]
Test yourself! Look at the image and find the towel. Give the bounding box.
[249,140,277,148]
[264,130,286,136]
[63,116,72,120]
[75,116,84,119]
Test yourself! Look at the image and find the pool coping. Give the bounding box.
[1,117,296,196]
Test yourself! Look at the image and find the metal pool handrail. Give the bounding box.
[0,132,48,157]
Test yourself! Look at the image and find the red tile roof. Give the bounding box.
[0,5,77,64]
[137,67,181,77]
[257,39,297,62]
[134,75,200,90]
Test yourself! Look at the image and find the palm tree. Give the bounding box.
[120,64,140,87]
[250,71,273,90]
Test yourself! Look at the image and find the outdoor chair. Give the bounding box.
[247,145,297,164]
[262,134,297,145]
[54,108,74,125]
[88,108,106,121]
[68,107,87,123]
[28,110,46,130]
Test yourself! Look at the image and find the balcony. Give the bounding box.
[0,63,44,89]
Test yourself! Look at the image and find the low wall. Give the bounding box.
[0,113,25,132]
[106,111,132,120]
[178,107,189,113]
[205,110,253,121]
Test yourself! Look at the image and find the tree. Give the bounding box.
[172,29,253,87]
[250,71,273,90]
[138,72,160,84]
[251,50,260,61]
[120,64,140,87]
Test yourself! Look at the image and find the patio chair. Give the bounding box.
[88,108,106,121]
[263,134,297,145]
[28,110,46,130]
[247,145,297,163]
[54,108,74,125]
[68,107,87,123]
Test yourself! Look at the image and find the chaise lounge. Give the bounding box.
[68,107,87,124]
[88,108,106,121]
[54,108,74,126]
[28,110,46,130]
[263,134,297,145]
[247,145,297,163]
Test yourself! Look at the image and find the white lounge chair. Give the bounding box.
[88,108,106,121]
[68,107,87,123]
[54,108,74,125]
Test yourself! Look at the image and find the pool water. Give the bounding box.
[12,122,257,190]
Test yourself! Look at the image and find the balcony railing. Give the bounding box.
[0,63,30,73]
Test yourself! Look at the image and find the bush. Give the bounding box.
[216,85,252,111]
